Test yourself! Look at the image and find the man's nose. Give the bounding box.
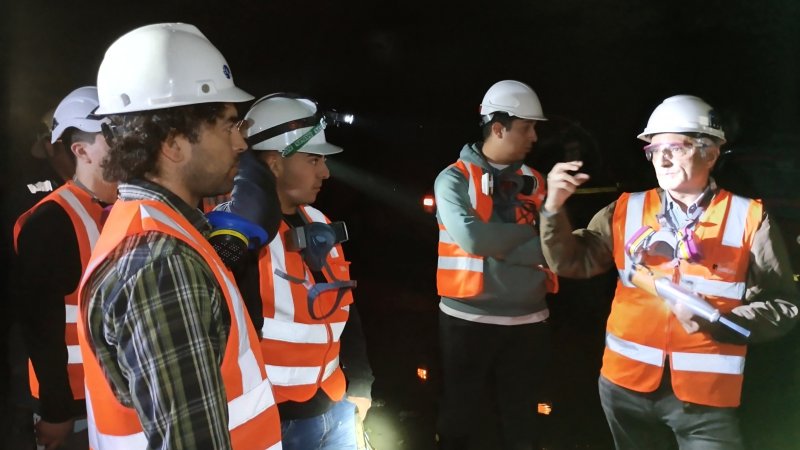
[319,160,330,179]
[232,129,247,153]
[654,151,672,166]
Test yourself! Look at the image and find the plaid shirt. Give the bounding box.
[83,179,233,449]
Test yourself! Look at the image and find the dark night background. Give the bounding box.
[2,1,800,449]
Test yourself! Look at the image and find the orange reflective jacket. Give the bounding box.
[257,205,351,404]
[77,199,281,449]
[13,182,103,401]
[604,188,762,407]
[437,160,553,299]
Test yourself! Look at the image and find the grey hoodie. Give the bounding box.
[434,143,549,317]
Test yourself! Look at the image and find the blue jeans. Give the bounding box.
[280,399,358,450]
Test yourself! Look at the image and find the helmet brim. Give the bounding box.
[637,129,726,144]
[95,86,255,115]
[292,142,343,156]
[50,118,108,144]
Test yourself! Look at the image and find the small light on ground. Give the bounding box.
[537,402,553,415]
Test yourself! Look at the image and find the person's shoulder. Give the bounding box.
[16,199,71,236]
[435,159,470,183]
[106,230,208,274]
[434,168,464,197]
[719,187,758,203]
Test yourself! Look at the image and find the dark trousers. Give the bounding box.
[437,311,550,450]
[598,374,745,450]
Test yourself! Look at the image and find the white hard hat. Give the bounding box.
[51,86,107,144]
[479,80,547,121]
[638,95,726,143]
[245,94,343,156]
[96,23,253,114]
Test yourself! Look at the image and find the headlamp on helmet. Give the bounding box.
[245,93,350,156]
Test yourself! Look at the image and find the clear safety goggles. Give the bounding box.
[225,118,253,135]
[643,142,694,161]
[643,139,712,161]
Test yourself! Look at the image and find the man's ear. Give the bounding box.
[70,134,102,164]
[71,141,89,163]
[262,151,282,177]
[491,121,505,139]
[705,146,720,168]
[161,130,187,163]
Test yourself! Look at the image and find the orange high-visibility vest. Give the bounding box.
[436,160,553,299]
[13,181,103,401]
[604,188,762,407]
[257,205,351,404]
[77,199,281,449]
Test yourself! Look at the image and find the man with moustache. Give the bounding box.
[540,95,799,449]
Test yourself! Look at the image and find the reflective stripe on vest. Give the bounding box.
[258,205,350,402]
[438,229,484,273]
[67,345,82,364]
[267,227,295,322]
[620,192,646,287]
[66,306,82,364]
[615,271,746,300]
[80,200,280,449]
[680,274,746,299]
[65,304,78,322]
[266,356,341,387]
[605,333,664,367]
[437,255,483,272]
[261,314,348,344]
[438,229,456,244]
[671,352,745,375]
[59,187,100,249]
[606,334,745,375]
[721,195,750,248]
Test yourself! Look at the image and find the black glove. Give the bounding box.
[229,150,282,244]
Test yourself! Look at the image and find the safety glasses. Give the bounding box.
[642,142,696,161]
[225,118,253,135]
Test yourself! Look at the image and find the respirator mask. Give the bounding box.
[207,210,269,271]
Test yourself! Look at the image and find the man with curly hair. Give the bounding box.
[77,23,281,449]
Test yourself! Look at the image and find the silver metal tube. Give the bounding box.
[653,278,721,322]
